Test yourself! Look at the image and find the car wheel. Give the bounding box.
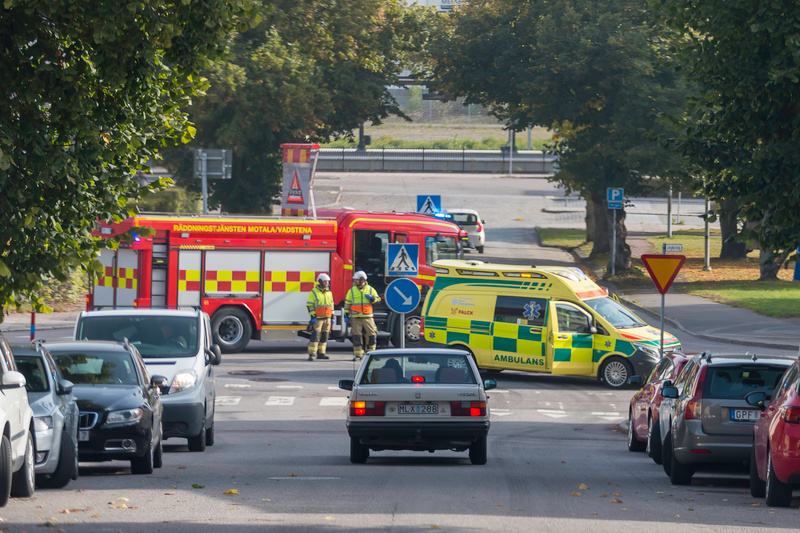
[10,432,35,498]
[153,437,163,469]
[350,437,369,464]
[627,409,646,452]
[669,444,694,485]
[206,422,215,447]
[648,416,663,465]
[765,450,793,507]
[36,431,74,489]
[391,312,422,348]
[0,435,12,508]
[599,357,633,389]
[661,430,672,477]
[749,445,766,498]
[469,436,488,465]
[477,245,484,254]
[211,307,252,353]
[188,421,207,452]
[130,440,154,475]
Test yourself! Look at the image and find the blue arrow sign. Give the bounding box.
[385,278,421,314]
[386,243,419,276]
[417,195,441,215]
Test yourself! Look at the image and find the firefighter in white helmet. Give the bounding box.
[344,270,381,361]
[306,273,334,360]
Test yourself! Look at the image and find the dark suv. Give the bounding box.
[658,352,793,485]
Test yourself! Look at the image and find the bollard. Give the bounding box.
[794,247,800,281]
[30,310,36,341]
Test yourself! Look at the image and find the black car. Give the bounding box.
[46,341,166,475]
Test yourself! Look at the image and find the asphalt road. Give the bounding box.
[1,174,795,532]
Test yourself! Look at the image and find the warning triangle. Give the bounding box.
[640,254,686,295]
[389,245,416,272]
[287,170,304,204]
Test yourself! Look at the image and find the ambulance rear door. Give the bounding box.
[547,301,595,376]
[490,295,549,372]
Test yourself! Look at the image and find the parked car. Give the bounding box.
[0,332,36,506]
[627,350,690,464]
[47,341,165,475]
[338,348,495,465]
[74,309,220,451]
[13,343,79,488]
[448,208,486,254]
[747,357,800,506]
[659,352,792,485]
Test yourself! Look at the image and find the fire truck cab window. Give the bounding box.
[353,230,389,293]
[425,236,458,265]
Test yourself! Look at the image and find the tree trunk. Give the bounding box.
[606,208,632,274]
[586,193,631,274]
[585,197,595,243]
[718,197,747,259]
[759,248,792,281]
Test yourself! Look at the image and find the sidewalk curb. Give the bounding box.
[570,248,800,352]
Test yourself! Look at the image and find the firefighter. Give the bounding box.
[344,270,381,361]
[306,273,334,361]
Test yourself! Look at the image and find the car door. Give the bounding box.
[755,363,798,476]
[490,295,549,372]
[202,314,216,424]
[633,359,669,440]
[44,350,78,440]
[548,301,594,376]
[0,337,27,459]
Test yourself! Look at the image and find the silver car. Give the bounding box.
[659,352,792,485]
[13,343,79,489]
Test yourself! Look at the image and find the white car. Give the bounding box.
[0,333,36,506]
[448,208,486,253]
[338,348,495,465]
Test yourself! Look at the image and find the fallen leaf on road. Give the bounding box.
[577,484,588,490]
[178,466,186,469]
[496,504,504,507]
[612,493,622,497]
[431,526,439,530]
[289,473,298,477]
[164,493,175,496]
[571,492,582,497]
[223,489,238,495]
[91,515,100,519]
[621,508,628,511]
[609,499,622,504]
[751,502,761,507]
[262,499,271,502]
[325,517,334,520]
[192,484,205,489]
[59,508,89,514]
[599,494,608,498]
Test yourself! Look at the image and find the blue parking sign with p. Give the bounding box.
[607,188,623,202]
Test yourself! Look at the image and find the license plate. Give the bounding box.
[730,409,759,421]
[398,404,438,415]
[78,430,90,442]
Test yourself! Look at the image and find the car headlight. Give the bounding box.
[169,371,198,393]
[34,416,54,432]
[106,408,143,425]
[632,342,661,360]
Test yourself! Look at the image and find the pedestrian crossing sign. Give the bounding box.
[417,195,442,215]
[386,243,419,276]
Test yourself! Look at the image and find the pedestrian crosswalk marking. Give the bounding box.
[265,396,295,406]
[591,412,623,421]
[491,409,512,417]
[538,409,568,419]
[319,397,348,406]
[224,383,251,389]
[216,396,242,406]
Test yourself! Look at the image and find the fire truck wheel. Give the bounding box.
[211,307,252,353]
[390,312,422,348]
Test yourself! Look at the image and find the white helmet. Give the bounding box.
[354,271,367,281]
[317,273,330,283]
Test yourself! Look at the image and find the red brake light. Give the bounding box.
[419,317,425,336]
[684,400,702,420]
[350,401,385,416]
[783,407,800,424]
[450,401,486,416]
[412,376,425,383]
[477,222,483,232]
[85,293,93,311]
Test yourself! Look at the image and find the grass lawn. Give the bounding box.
[538,227,800,318]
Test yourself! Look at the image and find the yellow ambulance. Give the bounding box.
[421,260,680,388]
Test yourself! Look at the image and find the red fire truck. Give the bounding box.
[88,210,467,352]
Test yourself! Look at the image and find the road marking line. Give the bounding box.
[224,383,251,389]
[319,397,348,406]
[215,396,241,406]
[538,409,568,419]
[265,396,295,406]
[278,385,303,389]
[491,409,512,417]
[267,477,341,480]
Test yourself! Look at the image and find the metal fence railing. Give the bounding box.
[316,148,556,174]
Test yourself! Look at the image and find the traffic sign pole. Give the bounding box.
[611,208,616,280]
[641,254,687,357]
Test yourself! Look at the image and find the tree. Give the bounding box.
[167,0,428,214]
[426,0,688,273]
[0,1,253,315]
[652,1,800,280]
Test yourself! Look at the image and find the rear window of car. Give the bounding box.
[15,356,49,393]
[77,315,198,358]
[360,353,478,385]
[704,365,788,399]
[451,213,478,225]
[52,351,139,386]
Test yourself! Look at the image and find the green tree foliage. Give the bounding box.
[426,0,688,271]
[170,0,428,214]
[652,1,800,280]
[0,0,253,315]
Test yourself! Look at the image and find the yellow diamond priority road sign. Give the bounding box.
[640,254,686,295]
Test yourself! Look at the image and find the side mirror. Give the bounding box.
[661,386,679,399]
[210,345,222,366]
[1,371,26,389]
[151,375,169,394]
[628,375,642,388]
[57,379,74,395]
[483,379,497,391]
[589,326,598,334]
[745,390,767,408]
[339,379,354,391]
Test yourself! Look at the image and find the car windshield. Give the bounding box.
[51,350,138,386]
[425,236,460,263]
[15,356,49,393]
[450,213,478,226]
[359,353,478,385]
[77,316,198,358]
[704,365,788,399]
[583,297,647,329]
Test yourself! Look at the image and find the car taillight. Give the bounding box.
[85,293,93,311]
[477,222,483,233]
[350,401,385,416]
[450,401,486,416]
[782,407,800,424]
[684,400,702,420]
[419,317,425,336]
[412,376,425,383]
